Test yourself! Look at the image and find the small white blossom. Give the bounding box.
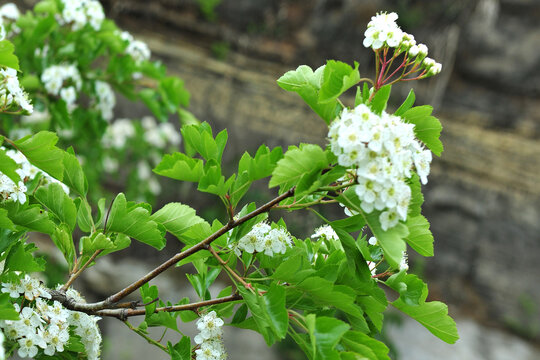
[311,225,338,241]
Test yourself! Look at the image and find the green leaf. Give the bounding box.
[14,131,64,180]
[153,152,204,182]
[407,174,424,217]
[269,144,328,189]
[63,149,88,196]
[318,60,360,104]
[337,189,408,268]
[159,76,190,111]
[401,106,443,156]
[230,171,251,207]
[0,40,19,70]
[197,163,234,196]
[369,85,391,114]
[34,183,77,231]
[139,89,166,122]
[340,331,390,360]
[51,225,76,269]
[385,273,426,306]
[151,203,206,241]
[0,209,15,230]
[4,203,55,234]
[74,198,93,233]
[181,123,227,163]
[5,242,45,272]
[405,215,434,257]
[0,294,19,320]
[0,148,21,183]
[106,193,166,250]
[168,336,191,360]
[238,145,283,181]
[393,298,459,344]
[80,233,115,256]
[277,65,341,124]
[305,314,350,360]
[394,89,416,116]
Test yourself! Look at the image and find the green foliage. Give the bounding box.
[14,131,64,180]
[318,61,361,104]
[401,105,444,156]
[0,40,19,70]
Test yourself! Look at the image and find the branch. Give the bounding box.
[57,187,295,312]
[96,294,242,320]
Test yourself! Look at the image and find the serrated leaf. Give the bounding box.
[370,85,391,114]
[51,224,76,269]
[238,145,283,181]
[4,202,55,234]
[385,272,426,306]
[168,336,191,360]
[74,198,93,233]
[106,193,165,250]
[34,183,77,231]
[407,174,423,217]
[151,202,206,241]
[269,144,328,189]
[393,298,459,344]
[0,209,15,230]
[0,148,21,183]
[319,60,360,104]
[305,314,350,360]
[0,40,19,70]
[5,242,45,272]
[401,106,443,156]
[0,294,19,320]
[153,152,203,182]
[14,131,64,180]
[337,189,408,268]
[340,331,390,360]
[277,65,341,124]
[181,123,227,163]
[405,215,434,256]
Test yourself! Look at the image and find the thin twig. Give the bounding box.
[61,249,103,291]
[123,320,168,353]
[207,245,255,293]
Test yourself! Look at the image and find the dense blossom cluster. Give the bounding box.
[41,64,82,110]
[119,31,151,65]
[329,104,432,230]
[233,222,293,257]
[0,278,102,359]
[363,12,442,76]
[0,147,68,204]
[59,0,105,31]
[194,311,227,360]
[0,67,33,114]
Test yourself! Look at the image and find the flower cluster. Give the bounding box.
[233,222,293,257]
[59,0,105,31]
[94,81,116,121]
[329,104,432,230]
[41,64,82,110]
[0,67,33,114]
[363,12,442,76]
[0,279,102,359]
[120,31,151,65]
[194,311,227,360]
[0,147,68,204]
[311,225,338,241]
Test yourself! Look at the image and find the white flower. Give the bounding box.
[94,81,115,121]
[17,335,40,358]
[0,3,20,20]
[368,237,378,246]
[311,225,338,241]
[1,281,22,298]
[379,210,399,231]
[399,252,409,271]
[20,275,50,301]
[197,311,224,340]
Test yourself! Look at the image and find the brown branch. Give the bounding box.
[61,249,103,291]
[96,294,243,320]
[55,187,295,312]
[207,245,255,294]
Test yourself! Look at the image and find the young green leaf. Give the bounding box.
[151,202,206,241]
[269,144,328,190]
[14,131,64,180]
[0,40,19,70]
[404,215,434,257]
[340,331,390,360]
[63,149,88,196]
[5,242,45,272]
[168,336,191,360]
[153,152,204,182]
[0,148,21,184]
[401,106,443,156]
[3,202,55,234]
[277,65,341,124]
[106,193,166,250]
[394,89,416,116]
[34,183,77,232]
[305,314,350,360]
[369,85,391,114]
[318,60,361,104]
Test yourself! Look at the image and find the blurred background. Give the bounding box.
[15,0,540,359]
